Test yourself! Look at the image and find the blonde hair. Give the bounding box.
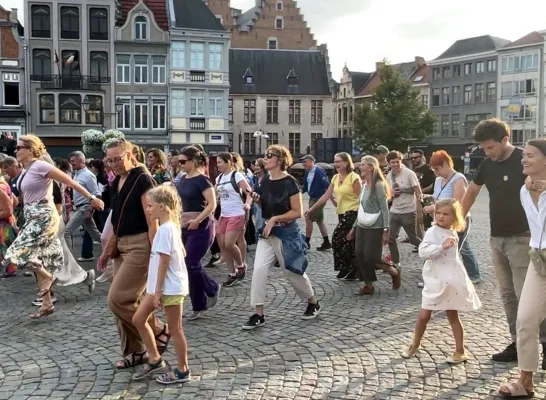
[435,198,466,232]
[231,152,244,172]
[20,134,46,158]
[266,145,293,171]
[335,152,354,173]
[147,185,183,229]
[360,155,391,199]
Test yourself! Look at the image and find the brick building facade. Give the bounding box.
[205,0,316,50]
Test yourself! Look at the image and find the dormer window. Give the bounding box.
[287,68,298,86]
[135,16,147,40]
[275,17,283,29]
[243,68,254,85]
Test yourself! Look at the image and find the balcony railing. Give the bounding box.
[189,71,206,82]
[31,75,110,90]
[189,118,206,130]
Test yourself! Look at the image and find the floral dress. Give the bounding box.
[150,166,171,185]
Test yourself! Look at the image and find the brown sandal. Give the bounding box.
[354,286,375,295]
[30,306,55,319]
[37,277,56,297]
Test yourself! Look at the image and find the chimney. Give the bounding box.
[415,56,425,67]
[375,61,385,71]
[10,8,18,21]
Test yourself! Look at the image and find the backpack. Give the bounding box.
[217,171,246,202]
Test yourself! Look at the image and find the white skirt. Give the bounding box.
[55,218,88,286]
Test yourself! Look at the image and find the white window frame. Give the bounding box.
[275,16,283,29]
[152,99,166,130]
[209,43,223,70]
[267,37,278,50]
[190,42,205,70]
[117,98,131,129]
[134,15,147,40]
[475,61,484,74]
[171,89,185,117]
[171,42,185,68]
[152,57,166,84]
[190,90,204,116]
[209,91,223,117]
[487,59,496,72]
[2,73,19,107]
[134,57,148,84]
[134,99,149,129]
[116,56,130,83]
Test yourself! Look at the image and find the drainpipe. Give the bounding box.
[23,44,30,133]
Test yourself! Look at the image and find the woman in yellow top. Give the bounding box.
[305,152,361,279]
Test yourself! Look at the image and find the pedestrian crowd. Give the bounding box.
[1,117,546,397]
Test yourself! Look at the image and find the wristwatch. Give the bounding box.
[89,195,97,201]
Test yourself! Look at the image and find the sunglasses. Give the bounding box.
[16,146,30,151]
[410,156,421,160]
[264,152,278,159]
[178,159,188,165]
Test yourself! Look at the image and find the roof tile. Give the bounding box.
[503,31,544,49]
[117,0,169,31]
[171,0,226,31]
[434,35,510,61]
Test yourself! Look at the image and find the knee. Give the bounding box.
[132,311,146,328]
[418,311,432,324]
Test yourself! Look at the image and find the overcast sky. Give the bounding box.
[8,0,546,78]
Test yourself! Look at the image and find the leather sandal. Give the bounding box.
[392,267,401,290]
[30,306,55,319]
[37,277,56,297]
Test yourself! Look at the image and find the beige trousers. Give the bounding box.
[516,261,546,371]
[107,232,164,356]
[250,235,314,306]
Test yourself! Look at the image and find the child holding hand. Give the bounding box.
[402,198,481,364]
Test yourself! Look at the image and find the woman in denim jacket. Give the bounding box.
[242,145,321,330]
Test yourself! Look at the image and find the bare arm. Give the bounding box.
[194,187,216,224]
[47,167,93,200]
[141,191,158,244]
[352,178,362,198]
[452,178,467,204]
[413,185,423,214]
[237,178,254,208]
[271,193,303,223]
[461,182,482,217]
[154,253,170,295]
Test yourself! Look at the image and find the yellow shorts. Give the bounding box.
[162,295,185,306]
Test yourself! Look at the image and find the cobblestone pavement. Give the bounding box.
[1,190,545,399]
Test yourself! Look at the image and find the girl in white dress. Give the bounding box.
[402,198,481,363]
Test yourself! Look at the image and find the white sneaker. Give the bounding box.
[86,270,96,293]
[77,257,95,262]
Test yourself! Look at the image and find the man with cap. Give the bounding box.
[301,154,334,251]
[375,145,390,176]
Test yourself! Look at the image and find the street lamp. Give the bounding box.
[83,96,124,130]
[253,129,269,155]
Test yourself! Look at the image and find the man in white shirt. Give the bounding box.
[386,151,423,268]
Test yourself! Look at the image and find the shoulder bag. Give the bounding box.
[357,183,381,227]
[529,207,546,277]
[105,173,145,259]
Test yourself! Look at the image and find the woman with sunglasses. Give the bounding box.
[305,152,361,279]
[176,146,221,320]
[243,145,320,330]
[6,135,103,318]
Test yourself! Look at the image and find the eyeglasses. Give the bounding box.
[410,156,421,160]
[105,154,127,164]
[264,152,278,159]
[16,146,29,151]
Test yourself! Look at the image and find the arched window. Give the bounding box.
[135,16,147,40]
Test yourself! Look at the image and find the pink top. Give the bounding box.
[20,160,54,204]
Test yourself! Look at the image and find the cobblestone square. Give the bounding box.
[0,191,541,399]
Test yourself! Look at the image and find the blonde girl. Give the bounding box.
[402,199,481,363]
[132,186,191,384]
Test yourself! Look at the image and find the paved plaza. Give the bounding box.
[1,190,545,399]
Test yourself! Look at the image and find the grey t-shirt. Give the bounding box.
[387,167,419,214]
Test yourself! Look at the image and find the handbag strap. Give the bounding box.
[113,172,145,235]
[434,173,458,201]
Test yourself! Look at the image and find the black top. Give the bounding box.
[414,164,436,192]
[52,182,62,205]
[10,172,21,198]
[256,175,301,220]
[176,174,213,212]
[110,166,155,238]
[473,147,529,237]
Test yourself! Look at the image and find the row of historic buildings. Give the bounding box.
[338,31,546,154]
[1,0,545,158]
[3,0,334,157]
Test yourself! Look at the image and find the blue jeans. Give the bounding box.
[458,216,481,281]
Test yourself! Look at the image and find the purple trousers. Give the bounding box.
[182,219,218,311]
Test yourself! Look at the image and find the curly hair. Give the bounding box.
[147,185,183,229]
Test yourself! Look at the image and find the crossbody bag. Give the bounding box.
[357,183,381,227]
[105,173,145,259]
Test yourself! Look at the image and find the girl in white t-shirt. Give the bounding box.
[132,186,191,385]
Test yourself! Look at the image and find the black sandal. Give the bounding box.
[115,351,147,369]
[155,325,171,355]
